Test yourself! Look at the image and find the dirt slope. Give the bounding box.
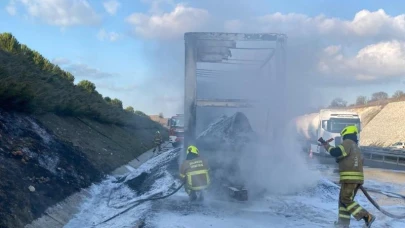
[359,101,405,146]
[0,110,166,228]
[349,105,383,128]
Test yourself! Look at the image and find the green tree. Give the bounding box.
[0,33,20,53]
[77,80,96,93]
[135,110,148,117]
[111,98,123,109]
[32,51,45,69]
[51,65,62,75]
[63,72,75,83]
[0,32,163,129]
[159,112,164,118]
[0,33,74,84]
[125,106,135,113]
[104,96,112,103]
[20,44,33,58]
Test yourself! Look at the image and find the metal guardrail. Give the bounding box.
[361,146,405,155]
[303,145,405,166]
[361,146,405,166]
[361,145,405,152]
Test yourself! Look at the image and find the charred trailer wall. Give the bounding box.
[183,32,287,154]
[184,34,197,161]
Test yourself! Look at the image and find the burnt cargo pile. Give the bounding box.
[196,112,257,200]
[196,112,256,151]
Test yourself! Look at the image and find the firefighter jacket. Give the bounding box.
[179,157,210,191]
[328,139,364,184]
[154,133,162,145]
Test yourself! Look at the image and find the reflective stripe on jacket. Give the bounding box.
[328,139,364,184]
[180,157,210,190]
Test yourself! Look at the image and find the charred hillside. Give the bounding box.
[0,110,102,228]
[0,33,167,228]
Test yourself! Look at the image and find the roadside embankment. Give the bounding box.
[356,101,405,147]
[0,110,166,228]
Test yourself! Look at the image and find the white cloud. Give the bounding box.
[6,0,17,15]
[51,57,71,65]
[97,28,121,42]
[320,41,405,80]
[126,3,209,39]
[97,82,137,92]
[323,45,342,56]
[226,9,405,41]
[6,0,101,27]
[224,19,243,32]
[65,63,117,79]
[103,0,120,15]
[141,0,175,14]
[223,9,405,82]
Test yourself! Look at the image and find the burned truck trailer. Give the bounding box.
[183,32,287,201]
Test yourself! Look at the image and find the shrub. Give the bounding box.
[0,32,166,132]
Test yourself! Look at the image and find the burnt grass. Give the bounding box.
[0,110,102,228]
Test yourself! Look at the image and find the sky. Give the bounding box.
[1,0,405,116]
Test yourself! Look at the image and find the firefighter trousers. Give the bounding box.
[337,183,369,225]
[185,186,204,201]
[153,143,162,152]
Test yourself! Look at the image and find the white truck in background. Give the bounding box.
[294,109,361,156]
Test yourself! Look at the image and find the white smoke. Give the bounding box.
[192,36,325,196]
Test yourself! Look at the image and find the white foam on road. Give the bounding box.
[65,149,405,228]
[147,178,405,228]
[64,149,180,228]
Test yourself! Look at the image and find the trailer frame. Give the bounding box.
[184,32,287,147]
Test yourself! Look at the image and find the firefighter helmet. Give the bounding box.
[340,125,358,137]
[187,145,199,155]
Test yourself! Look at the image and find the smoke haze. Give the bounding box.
[131,0,405,195]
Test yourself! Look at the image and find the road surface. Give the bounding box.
[64,148,405,228]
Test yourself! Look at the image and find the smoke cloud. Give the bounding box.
[193,36,323,196]
[125,1,405,116]
[127,1,405,195]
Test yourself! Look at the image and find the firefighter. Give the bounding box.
[179,145,210,201]
[153,130,162,154]
[320,125,375,228]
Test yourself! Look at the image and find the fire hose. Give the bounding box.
[93,135,405,226]
[319,137,405,219]
[93,145,179,226]
[360,186,405,219]
[330,182,405,219]
[93,181,184,226]
[97,181,405,226]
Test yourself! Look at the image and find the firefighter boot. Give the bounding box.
[197,191,204,202]
[189,191,197,201]
[363,213,375,228]
[333,221,349,228]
